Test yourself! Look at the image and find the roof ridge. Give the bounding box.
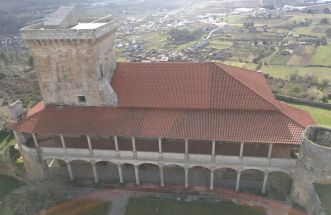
[215,62,280,110]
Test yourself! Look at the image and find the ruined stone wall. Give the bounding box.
[291,126,331,214]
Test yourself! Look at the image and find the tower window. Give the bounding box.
[78,96,86,103]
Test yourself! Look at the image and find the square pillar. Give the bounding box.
[60,135,66,149]
[66,161,74,181]
[262,171,269,194]
[158,138,162,154]
[32,133,39,148]
[235,171,241,192]
[185,139,189,160]
[268,143,273,159]
[240,142,244,158]
[117,164,123,183]
[185,167,189,189]
[132,137,137,158]
[134,166,140,185]
[87,136,93,155]
[159,165,164,187]
[92,162,98,183]
[209,169,215,191]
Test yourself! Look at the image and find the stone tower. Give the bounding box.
[20,6,118,106]
[291,126,331,214]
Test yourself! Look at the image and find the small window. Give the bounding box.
[78,96,86,103]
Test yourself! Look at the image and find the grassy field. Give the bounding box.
[315,184,331,215]
[285,102,331,128]
[261,65,331,81]
[125,198,266,215]
[0,174,22,214]
[209,39,233,50]
[311,44,331,67]
[0,130,15,154]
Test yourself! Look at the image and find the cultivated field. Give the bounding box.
[311,44,331,67]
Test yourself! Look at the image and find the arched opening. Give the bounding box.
[214,168,237,189]
[44,158,69,179]
[138,163,160,185]
[121,163,135,184]
[188,166,210,187]
[240,169,264,194]
[163,165,185,186]
[70,160,94,182]
[96,161,119,184]
[267,171,293,200]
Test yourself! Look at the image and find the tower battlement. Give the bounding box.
[21,6,118,106]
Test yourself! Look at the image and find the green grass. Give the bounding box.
[0,130,16,154]
[270,54,290,65]
[261,65,331,82]
[311,44,331,67]
[315,184,331,215]
[125,198,266,215]
[0,174,21,214]
[209,40,232,50]
[285,102,331,128]
[222,61,258,70]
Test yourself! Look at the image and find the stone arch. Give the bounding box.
[163,164,185,186]
[138,163,160,185]
[214,167,237,189]
[43,158,69,179]
[120,163,136,184]
[189,166,210,187]
[240,169,264,193]
[95,161,119,184]
[70,160,94,182]
[267,171,293,200]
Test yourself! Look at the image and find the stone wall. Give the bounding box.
[21,21,118,106]
[291,126,331,214]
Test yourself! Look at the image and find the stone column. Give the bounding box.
[211,140,216,161]
[117,164,123,183]
[87,136,93,155]
[32,133,40,148]
[268,143,273,159]
[66,161,74,181]
[185,139,189,160]
[132,137,137,158]
[60,135,66,149]
[262,171,269,194]
[134,165,140,185]
[158,138,162,155]
[209,169,215,191]
[185,167,189,188]
[92,162,98,183]
[235,171,241,192]
[159,165,164,187]
[114,136,119,152]
[13,131,45,179]
[240,142,244,158]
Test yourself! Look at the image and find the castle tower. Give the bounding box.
[20,6,118,106]
[291,126,331,213]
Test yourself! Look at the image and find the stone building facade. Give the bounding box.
[8,6,331,214]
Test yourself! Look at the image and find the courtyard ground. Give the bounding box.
[0,174,22,214]
[125,197,265,215]
[315,184,331,215]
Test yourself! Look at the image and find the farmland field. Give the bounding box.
[261,65,331,81]
[285,102,331,127]
[311,44,331,67]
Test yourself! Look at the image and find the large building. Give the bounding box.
[9,6,330,212]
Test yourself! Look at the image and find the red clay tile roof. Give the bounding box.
[12,62,315,144]
[112,62,278,110]
[14,105,306,144]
